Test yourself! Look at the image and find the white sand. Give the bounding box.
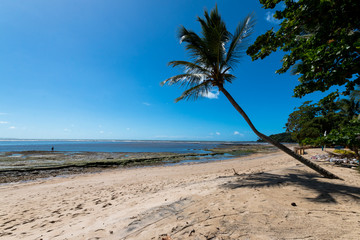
[1,149,360,240]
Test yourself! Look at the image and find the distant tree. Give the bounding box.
[257,132,296,143]
[162,6,340,179]
[286,89,360,147]
[247,0,360,98]
[286,101,320,143]
[286,93,345,144]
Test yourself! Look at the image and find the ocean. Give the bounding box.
[0,140,259,153]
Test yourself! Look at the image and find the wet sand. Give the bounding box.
[1,149,359,239]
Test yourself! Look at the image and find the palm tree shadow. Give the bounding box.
[222,171,360,204]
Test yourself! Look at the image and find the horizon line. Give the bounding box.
[0,138,259,142]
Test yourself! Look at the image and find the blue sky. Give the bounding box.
[0,0,328,141]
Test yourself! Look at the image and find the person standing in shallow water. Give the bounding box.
[51,146,54,151]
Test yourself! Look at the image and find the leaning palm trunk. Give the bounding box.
[219,86,342,180]
[164,6,342,180]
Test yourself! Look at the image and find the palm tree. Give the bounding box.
[161,6,341,179]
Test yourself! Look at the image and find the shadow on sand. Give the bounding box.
[222,171,360,204]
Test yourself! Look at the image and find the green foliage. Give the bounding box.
[247,0,360,97]
[324,119,360,158]
[257,132,295,143]
[338,97,360,120]
[286,100,319,142]
[286,90,360,144]
[286,94,345,143]
[301,136,324,147]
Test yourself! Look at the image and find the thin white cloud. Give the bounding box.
[99,131,104,134]
[0,113,7,115]
[9,126,16,129]
[0,121,8,124]
[216,132,221,136]
[154,135,214,140]
[143,102,151,106]
[202,90,219,99]
[234,131,244,137]
[154,135,186,139]
[265,11,282,24]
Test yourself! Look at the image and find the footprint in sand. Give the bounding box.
[75,204,83,210]
[102,203,112,208]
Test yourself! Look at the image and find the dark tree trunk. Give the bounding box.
[219,86,342,180]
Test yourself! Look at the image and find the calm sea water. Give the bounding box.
[0,140,258,153]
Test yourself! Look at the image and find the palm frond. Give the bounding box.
[168,61,210,75]
[161,73,206,89]
[175,80,213,102]
[178,27,214,68]
[198,6,229,69]
[225,14,255,68]
[223,73,236,84]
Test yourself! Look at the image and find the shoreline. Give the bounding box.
[0,144,278,184]
[1,148,359,239]
[0,152,281,187]
[0,140,270,153]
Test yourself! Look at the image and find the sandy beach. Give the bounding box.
[1,148,360,240]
